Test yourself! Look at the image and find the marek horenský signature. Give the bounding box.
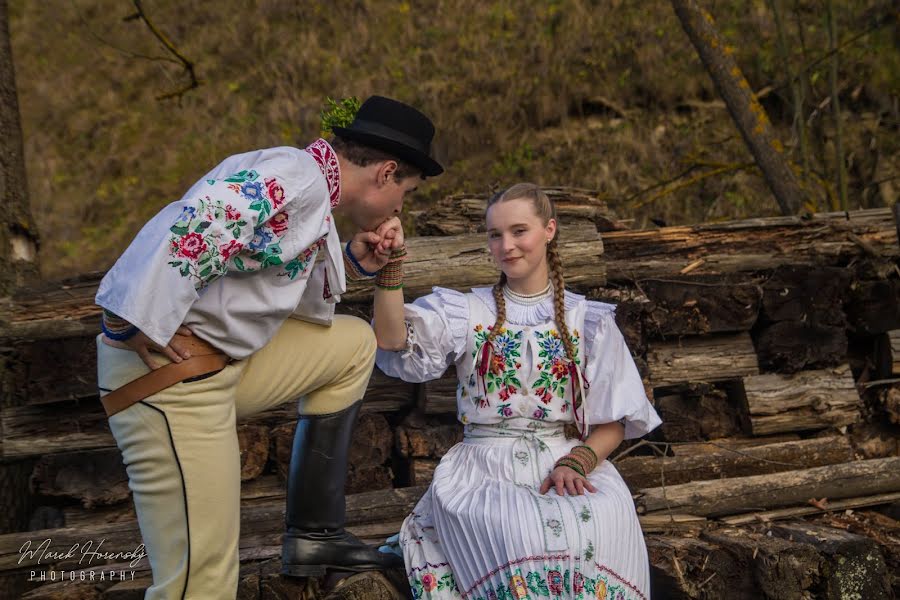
[19,538,146,568]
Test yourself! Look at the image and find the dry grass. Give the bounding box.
[7,0,898,278]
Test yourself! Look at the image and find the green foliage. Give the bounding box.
[319,96,360,138]
[6,0,896,277]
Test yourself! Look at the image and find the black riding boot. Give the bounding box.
[281,400,404,577]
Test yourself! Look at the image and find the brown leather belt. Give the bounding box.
[100,334,231,418]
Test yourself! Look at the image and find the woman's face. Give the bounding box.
[485,198,556,280]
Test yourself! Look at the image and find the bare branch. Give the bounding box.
[130,0,200,101]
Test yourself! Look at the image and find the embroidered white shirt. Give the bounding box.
[95,139,347,359]
[375,286,662,439]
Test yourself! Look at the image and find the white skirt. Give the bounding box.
[400,420,650,600]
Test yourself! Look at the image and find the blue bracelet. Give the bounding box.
[101,319,139,341]
[345,240,379,278]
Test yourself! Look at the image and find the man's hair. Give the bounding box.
[329,136,422,181]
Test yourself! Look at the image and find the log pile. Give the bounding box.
[1,189,898,599]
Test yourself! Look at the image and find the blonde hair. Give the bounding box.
[484,183,577,367]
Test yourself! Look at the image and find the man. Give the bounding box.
[95,96,442,598]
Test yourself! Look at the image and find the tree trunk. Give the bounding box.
[742,364,862,435]
[0,11,40,596]
[645,332,759,386]
[635,456,900,517]
[669,0,805,215]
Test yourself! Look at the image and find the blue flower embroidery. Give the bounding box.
[240,181,264,200]
[249,228,274,251]
[177,205,196,221]
[538,335,564,359]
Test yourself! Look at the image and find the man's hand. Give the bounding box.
[539,466,597,496]
[123,326,195,370]
[349,217,405,273]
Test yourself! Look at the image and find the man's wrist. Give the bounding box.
[101,309,139,341]
[343,240,379,280]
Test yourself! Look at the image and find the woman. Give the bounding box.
[371,183,661,599]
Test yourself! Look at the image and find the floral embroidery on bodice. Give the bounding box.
[456,289,587,427]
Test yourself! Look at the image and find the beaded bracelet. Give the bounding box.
[554,456,586,478]
[570,445,599,472]
[375,246,407,290]
[343,241,379,280]
[560,453,591,475]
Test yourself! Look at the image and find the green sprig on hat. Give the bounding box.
[320,96,361,138]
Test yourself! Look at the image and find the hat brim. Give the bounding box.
[332,127,444,177]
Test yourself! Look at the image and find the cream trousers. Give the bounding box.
[96,315,377,599]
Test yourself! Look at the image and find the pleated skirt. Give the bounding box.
[399,423,650,600]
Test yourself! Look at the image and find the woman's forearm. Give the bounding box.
[583,421,626,463]
[373,287,408,351]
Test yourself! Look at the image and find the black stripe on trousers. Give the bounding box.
[138,400,191,600]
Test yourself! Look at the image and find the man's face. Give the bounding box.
[351,163,421,231]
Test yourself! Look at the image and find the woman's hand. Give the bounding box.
[349,217,406,273]
[539,466,597,496]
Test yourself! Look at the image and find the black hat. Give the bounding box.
[332,96,443,177]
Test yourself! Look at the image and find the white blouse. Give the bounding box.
[375,286,662,439]
[95,139,347,359]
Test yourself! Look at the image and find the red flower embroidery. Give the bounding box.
[225,204,241,221]
[499,387,510,401]
[421,573,437,592]
[265,177,286,209]
[177,233,207,260]
[534,386,553,405]
[548,570,563,595]
[269,212,289,237]
[573,572,585,594]
[219,240,243,260]
[551,359,569,380]
[490,354,506,375]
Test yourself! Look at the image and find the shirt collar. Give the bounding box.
[304,138,342,208]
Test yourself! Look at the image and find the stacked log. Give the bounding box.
[1,189,899,599]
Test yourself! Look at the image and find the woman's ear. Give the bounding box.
[546,218,558,242]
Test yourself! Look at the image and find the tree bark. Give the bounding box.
[0,0,38,294]
[669,0,805,215]
[635,456,900,517]
[0,0,41,557]
[615,436,854,491]
[742,364,862,435]
[646,332,759,386]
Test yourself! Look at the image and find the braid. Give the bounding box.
[547,239,577,366]
[487,271,508,347]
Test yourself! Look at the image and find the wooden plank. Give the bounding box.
[891,330,900,376]
[721,491,900,525]
[639,276,762,336]
[0,369,414,459]
[0,486,428,574]
[743,364,862,435]
[602,207,899,282]
[0,222,605,341]
[413,187,621,235]
[635,456,900,518]
[615,436,855,491]
[646,332,759,386]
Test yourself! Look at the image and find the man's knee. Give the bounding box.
[335,314,377,366]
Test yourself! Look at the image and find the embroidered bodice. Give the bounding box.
[375,286,662,439]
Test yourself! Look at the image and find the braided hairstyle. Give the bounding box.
[484,183,577,368]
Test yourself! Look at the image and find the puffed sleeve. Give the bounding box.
[583,301,662,439]
[375,287,469,383]
[95,147,329,347]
